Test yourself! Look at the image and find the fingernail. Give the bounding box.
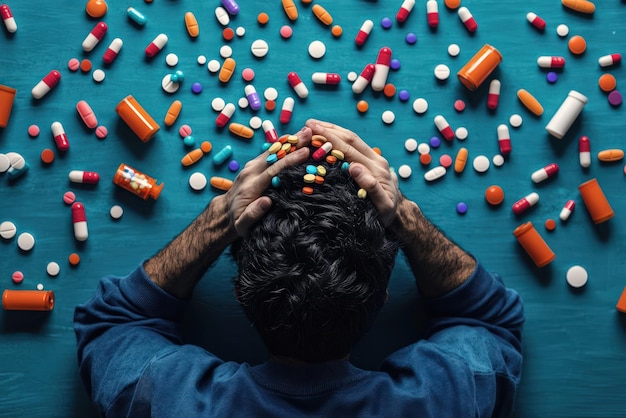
[350,165,362,177]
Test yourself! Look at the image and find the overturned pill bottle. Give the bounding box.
[2,289,55,311]
[0,84,17,128]
[545,90,588,139]
[457,44,502,91]
[578,178,614,224]
[116,95,160,142]
[513,221,555,268]
[113,163,163,200]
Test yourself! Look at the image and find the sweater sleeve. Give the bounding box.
[73,263,190,416]
[381,261,524,418]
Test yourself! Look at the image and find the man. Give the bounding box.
[75,119,524,417]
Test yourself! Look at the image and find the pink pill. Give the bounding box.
[63,191,76,205]
[454,99,466,112]
[179,124,192,138]
[68,58,80,72]
[242,68,255,82]
[12,271,24,284]
[95,125,108,139]
[280,25,293,39]
[439,154,453,168]
[28,124,40,137]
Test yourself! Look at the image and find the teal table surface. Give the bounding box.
[1,1,626,417]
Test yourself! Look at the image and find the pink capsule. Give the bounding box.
[560,199,576,221]
[279,97,295,124]
[352,63,375,94]
[371,46,392,91]
[72,202,88,242]
[69,170,100,185]
[51,122,70,151]
[215,103,235,128]
[512,192,539,215]
[537,56,566,69]
[426,0,439,28]
[145,33,168,57]
[531,163,559,183]
[396,0,415,23]
[312,142,333,161]
[579,136,591,168]
[355,19,373,46]
[311,72,341,85]
[1,4,17,33]
[434,115,454,141]
[103,38,123,64]
[76,100,98,129]
[598,53,621,68]
[82,22,108,52]
[497,124,511,156]
[487,79,501,110]
[526,12,546,31]
[32,70,61,99]
[287,72,308,99]
[262,120,279,143]
[458,7,477,32]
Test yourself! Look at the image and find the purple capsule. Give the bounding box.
[222,0,239,15]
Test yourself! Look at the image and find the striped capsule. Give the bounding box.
[526,12,546,30]
[487,79,501,110]
[311,72,341,85]
[262,120,279,143]
[355,20,373,46]
[426,0,439,28]
[396,0,416,23]
[279,97,294,124]
[434,115,454,141]
[458,7,477,32]
[537,56,566,69]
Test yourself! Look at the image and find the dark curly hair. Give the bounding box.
[231,152,399,363]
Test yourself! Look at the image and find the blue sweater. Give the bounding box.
[74,262,524,417]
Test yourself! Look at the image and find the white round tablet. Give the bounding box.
[404,138,418,152]
[417,143,431,155]
[0,153,10,173]
[207,59,221,73]
[381,110,395,124]
[220,45,233,58]
[236,26,246,37]
[197,55,207,65]
[165,53,179,67]
[492,154,505,167]
[398,164,412,179]
[412,98,428,114]
[308,40,326,59]
[455,127,469,141]
[17,232,35,251]
[473,155,490,173]
[110,205,124,219]
[566,265,588,288]
[0,220,17,239]
[249,116,262,130]
[238,97,249,109]
[347,71,357,82]
[211,97,226,112]
[264,87,278,101]
[36,283,44,291]
[92,69,105,83]
[189,172,207,191]
[161,74,180,93]
[509,114,523,128]
[46,261,60,277]
[448,43,461,57]
[251,39,269,58]
[434,64,450,81]
[556,24,569,37]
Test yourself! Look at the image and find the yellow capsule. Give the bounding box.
[517,89,544,116]
[597,149,624,162]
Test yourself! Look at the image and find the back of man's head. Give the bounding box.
[231,152,399,363]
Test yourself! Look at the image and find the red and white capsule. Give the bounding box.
[69,170,100,185]
[355,19,373,46]
[71,202,88,242]
[371,46,392,91]
[145,33,168,57]
[103,38,123,64]
[262,120,279,143]
[352,63,375,94]
[287,72,309,99]
[537,56,565,69]
[531,163,559,183]
[434,115,455,141]
[427,0,439,28]
[560,199,576,221]
[215,103,235,128]
[598,53,621,68]
[526,12,546,31]
[458,7,477,32]
[487,79,501,110]
[51,122,70,151]
[32,70,61,99]
[311,72,341,85]
[82,22,108,52]
[280,97,295,124]
[312,142,333,161]
[497,124,511,156]
[512,192,539,215]
[396,0,415,23]
[1,4,17,33]
[578,135,591,168]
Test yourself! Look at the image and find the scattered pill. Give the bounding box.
[492,154,505,167]
[568,35,587,55]
[189,172,207,191]
[110,205,124,219]
[456,202,468,215]
[458,6,477,32]
[191,82,203,94]
[165,53,179,67]
[608,90,622,106]
[454,99,466,112]
[413,98,428,114]
[72,202,89,242]
[63,191,76,205]
[264,87,278,101]
[424,166,446,182]
[12,271,24,284]
[288,72,309,99]
[85,0,108,19]
[405,138,418,152]
[419,153,432,165]
[179,125,192,138]
[439,154,453,168]
[545,219,557,232]
[485,185,504,205]
[208,60,221,73]
[566,265,588,288]
[546,72,558,84]
[598,74,616,92]
[398,164,412,179]
[487,79,501,110]
[382,110,395,124]
[356,100,369,113]
[512,192,539,215]
[76,100,98,128]
[398,90,410,101]
[517,89,544,116]
[146,33,168,58]
[579,136,591,168]
[82,22,107,52]
[17,232,35,251]
[473,155,490,173]
[455,127,468,141]
[0,221,17,239]
[454,148,468,173]
[509,114,523,128]
[598,53,621,68]
[427,0,439,27]
[434,115,454,141]
[560,200,576,221]
[527,12,546,30]
[47,262,60,277]
[372,46,392,91]
[27,125,40,137]
[32,70,61,100]
[597,149,624,162]
[556,24,569,37]
[235,26,245,37]
[68,58,80,72]
[537,56,566,69]
[562,0,595,14]
[69,253,81,266]
[40,148,55,164]
[434,64,450,81]
[251,39,269,58]
[381,17,393,29]
[280,25,293,39]
[405,33,417,45]
[383,83,396,97]
[161,74,180,93]
[80,59,92,73]
[531,163,559,183]
[308,40,326,59]
[0,154,9,173]
[448,44,460,57]
[69,170,100,185]
[497,124,512,156]
[127,7,147,25]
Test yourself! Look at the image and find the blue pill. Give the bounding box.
[341,161,350,171]
[260,142,271,152]
[191,82,203,94]
[390,58,401,70]
[429,136,441,148]
[306,165,317,174]
[398,90,410,102]
[127,7,147,26]
[546,72,558,84]
[183,135,195,147]
[266,153,278,164]
[405,33,417,44]
[213,145,233,165]
[456,202,468,215]
[271,176,281,187]
[228,160,240,172]
[381,17,392,29]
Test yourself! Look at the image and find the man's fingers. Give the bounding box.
[349,162,395,224]
[235,196,272,236]
[306,119,383,165]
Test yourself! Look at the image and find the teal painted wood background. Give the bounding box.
[1,1,625,416]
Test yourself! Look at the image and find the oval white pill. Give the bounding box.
[189,172,207,191]
[434,64,450,80]
[424,166,446,182]
[207,59,221,73]
[381,110,395,124]
[0,220,17,239]
[17,232,35,251]
[0,153,10,172]
[566,265,588,288]
[413,98,428,114]
[473,155,490,173]
[211,97,226,112]
[165,53,179,67]
[92,69,105,83]
[161,74,180,93]
[404,138,418,152]
[46,261,60,277]
[110,205,124,219]
[398,164,412,179]
[308,40,326,59]
[251,39,269,58]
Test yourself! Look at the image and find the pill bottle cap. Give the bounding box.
[149,182,164,200]
[512,221,533,238]
[567,90,589,105]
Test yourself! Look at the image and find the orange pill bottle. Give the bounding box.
[513,221,555,267]
[578,178,614,224]
[113,163,163,200]
[2,289,55,311]
[116,95,160,142]
[0,84,17,128]
[457,44,502,91]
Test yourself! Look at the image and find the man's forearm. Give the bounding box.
[144,196,235,299]
[389,197,476,298]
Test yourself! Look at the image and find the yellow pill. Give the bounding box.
[164,100,182,127]
[597,149,624,162]
[181,148,203,166]
[184,12,199,38]
[331,149,345,160]
[517,89,544,116]
[268,142,282,154]
[282,0,298,21]
[303,174,316,183]
[312,4,333,26]
[281,143,292,153]
[219,58,237,83]
[454,147,469,173]
[562,0,595,14]
[312,134,327,143]
[287,135,299,144]
[357,188,367,199]
[316,165,326,176]
[229,122,254,139]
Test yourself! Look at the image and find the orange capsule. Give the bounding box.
[312,4,333,25]
[181,148,204,166]
[184,12,199,37]
[219,58,237,83]
[164,100,182,127]
[228,122,254,139]
[210,176,233,191]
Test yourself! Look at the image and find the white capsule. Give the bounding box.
[424,166,446,182]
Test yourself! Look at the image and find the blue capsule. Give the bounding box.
[127,7,147,26]
[213,145,233,165]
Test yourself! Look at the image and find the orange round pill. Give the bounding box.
[301,0,313,4]
[86,0,108,18]
[568,35,587,55]
[444,0,461,9]
[419,153,432,165]
[68,253,81,266]
[598,74,617,92]
[40,148,55,164]
[302,186,314,195]
[545,218,557,231]
[325,155,338,164]
[372,147,382,156]
[331,25,343,37]
[200,141,212,153]
[265,99,276,111]
[356,100,369,113]
[223,27,235,41]
[257,12,269,25]
[80,59,92,73]
[485,185,505,205]
[383,83,396,98]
